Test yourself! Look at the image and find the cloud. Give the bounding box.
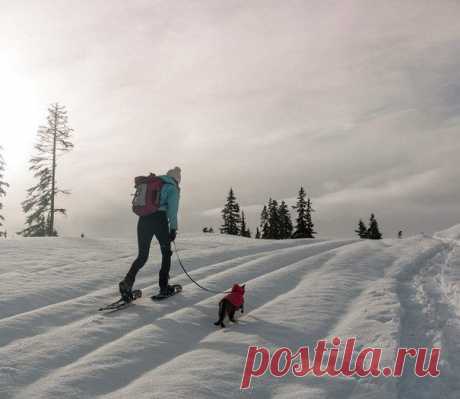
[1,0,460,237]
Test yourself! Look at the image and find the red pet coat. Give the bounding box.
[224,284,245,308]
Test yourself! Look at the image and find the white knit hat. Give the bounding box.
[166,166,181,184]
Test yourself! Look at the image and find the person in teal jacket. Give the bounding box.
[119,166,181,300]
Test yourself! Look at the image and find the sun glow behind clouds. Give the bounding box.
[0,58,40,170]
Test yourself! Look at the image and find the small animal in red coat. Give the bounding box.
[214,284,245,328]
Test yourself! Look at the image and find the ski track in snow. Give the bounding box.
[1,239,354,398]
[1,231,459,399]
[395,241,460,399]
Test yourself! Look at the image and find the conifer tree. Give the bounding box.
[260,205,270,239]
[355,219,368,238]
[268,198,281,239]
[292,187,316,238]
[19,103,74,237]
[278,200,293,239]
[292,187,307,238]
[0,146,9,230]
[305,198,316,238]
[220,188,241,235]
[240,211,251,237]
[367,213,382,239]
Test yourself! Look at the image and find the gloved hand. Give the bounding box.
[169,229,177,242]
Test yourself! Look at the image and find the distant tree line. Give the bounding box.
[1,103,391,241]
[220,186,316,240]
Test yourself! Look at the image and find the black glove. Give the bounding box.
[241,304,244,313]
[169,229,177,242]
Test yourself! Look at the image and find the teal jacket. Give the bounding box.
[158,175,180,230]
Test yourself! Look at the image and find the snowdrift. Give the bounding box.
[1,231,459,399]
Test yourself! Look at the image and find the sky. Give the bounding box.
[0,0,459,239]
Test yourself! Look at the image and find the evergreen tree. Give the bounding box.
[260,205,270,239]
[220,188,241,235]
[355,219,368,238]
[278,200,293,239]
[240,211,251,237]
[19,103,74,237]
[292,187,307,238]
[305,198,316,238]
[240,211,247,236]
[367,213,382,239]
[0,146,9,229]
[292,187,316,238]
[267,198,281,239]
[255,227,261,239]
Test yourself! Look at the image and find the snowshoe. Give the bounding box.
[151,284,182,301]
[119,279,134,303]
[99,289,142,312]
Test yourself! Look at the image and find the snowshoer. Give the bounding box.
[119,166,181,301]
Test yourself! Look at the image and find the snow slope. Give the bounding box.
[1,230,459,399]
[434,224,460,242]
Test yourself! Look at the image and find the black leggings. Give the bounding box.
[125,211,172,290]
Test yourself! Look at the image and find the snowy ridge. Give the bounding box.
[0,232,459,398]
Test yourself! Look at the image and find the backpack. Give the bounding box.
[132,173,165,216]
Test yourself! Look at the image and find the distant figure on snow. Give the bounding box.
[119,166,181,300]
[398,230,402,239]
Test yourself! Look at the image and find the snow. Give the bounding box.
[1,231,459,398]
[434,224,460,242]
